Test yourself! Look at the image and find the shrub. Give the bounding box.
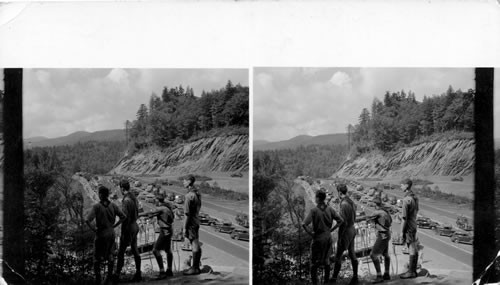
[177,174,212,182]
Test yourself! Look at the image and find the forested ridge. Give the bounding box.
[352,86,474,153]
[127,81,249,150]
[256,144,348,179]
[28,141,127,175]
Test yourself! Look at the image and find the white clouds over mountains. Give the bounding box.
[23,68,248,138]
[254,68,474,142]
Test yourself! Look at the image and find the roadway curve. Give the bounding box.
[112,176,249,262]
[350,185,472,268]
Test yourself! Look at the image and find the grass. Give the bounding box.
[170,180,248,201]
[414,185,472,206]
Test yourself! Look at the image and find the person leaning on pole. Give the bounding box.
[367,196,393,283]
[302,190,344,285]
[86,185,126,285]
[332,183,359,285]
[399,178,420,279]
[183,174,202,275]
[139,192,176,280]
[113,179,142,282]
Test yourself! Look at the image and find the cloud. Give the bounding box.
[254,67,475,142]
[328,71,351,87]
[23,68,248,138]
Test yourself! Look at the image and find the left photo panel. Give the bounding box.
[1,68,250,284]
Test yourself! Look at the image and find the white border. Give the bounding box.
[0,2,499,68]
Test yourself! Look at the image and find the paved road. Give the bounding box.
[199,228,249,262]
[117,177,249,262]
[347,184,472,268]
[383,188,472,221]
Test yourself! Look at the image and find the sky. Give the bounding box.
[20,68,248,138]
[254,68,479,142]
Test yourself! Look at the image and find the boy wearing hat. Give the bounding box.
[368,196,393,283]
[302,190,343,285]
[183,175,202,275]
[400,179,419,279]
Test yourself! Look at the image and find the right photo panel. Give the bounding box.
[253,68,474,285]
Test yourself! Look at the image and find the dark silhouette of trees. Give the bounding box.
[352,87,474,152]
[128,81,249,150]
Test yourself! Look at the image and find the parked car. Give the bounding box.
[210,217,224,229]
[434,225,455,237]
[145,194,156,203]
[416,217,433,229]
[230,172,243,178]
[351,192,362,201]
[218,221,235,233]
[450,232,473,244]
[199,212,211,225]
[230,229,249,241]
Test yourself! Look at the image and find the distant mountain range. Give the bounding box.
[25,129,125,148]
[254,133,348,151]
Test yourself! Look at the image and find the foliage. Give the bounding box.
[177,174,213,182]
[253,152,310,283]
[256,144,348,179]
[352,87,474,152]
[413,185,472,207]
[29,140,126,175]
[128,81,249,150]
[24,148,95,284]
[198,181,248,200]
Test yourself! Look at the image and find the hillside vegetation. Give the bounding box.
[255,144,348,178]
[28,140,127,175]
[127,81,248,150]
[351,86,474,153]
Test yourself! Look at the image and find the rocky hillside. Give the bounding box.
[336,139,474,178]
[111,135,248,175]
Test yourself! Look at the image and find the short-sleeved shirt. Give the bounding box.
[121,193,139,230]
[339,197,356,231]
[304,203,343,239]
[372,208,392,239]
[87,200,126,237]
[184,187,202,228]
[402,191,419,233]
